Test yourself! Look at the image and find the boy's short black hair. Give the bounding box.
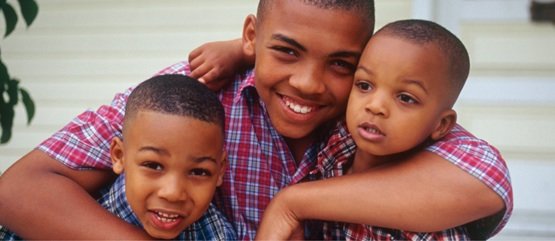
[126,74,225,131]
[257,0,375,33]
[376,19,470,100]
[375,19,470,99]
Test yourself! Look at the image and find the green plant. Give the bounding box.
[0,0,37,143]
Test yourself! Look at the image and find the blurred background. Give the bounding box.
[1,0,554,239]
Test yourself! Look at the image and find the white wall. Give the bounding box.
[419,0,555,239]
[0,0,256,170]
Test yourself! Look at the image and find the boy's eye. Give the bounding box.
[190,168,212,177]
[398,93,418,104]
[355,81,373,92]
[271,46,297,57]
[142,161,163,171]
[331,60,356,75]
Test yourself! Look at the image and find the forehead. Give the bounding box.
[258,1,372,52]
[364,33,447,67]
[361,34,450,88]
[125,111,224,156]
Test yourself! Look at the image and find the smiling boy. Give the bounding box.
[255,19,511,240]
[0,75,235,240]
[0,1,510,240]
[106,75,234,239]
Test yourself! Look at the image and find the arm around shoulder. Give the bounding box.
[0,150,151,239]
[258,150,506,234]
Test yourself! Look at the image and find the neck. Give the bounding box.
[284,136,314,163]
[350,139,433,174]
[350,149,389,174]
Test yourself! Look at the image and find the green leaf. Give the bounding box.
[2,3,18,38]
[0,108,14,143]
[17,0,38,27]
[19,87,34,124]
[0,59,8,87]
[7,78,18,105]
[0,92,14,144]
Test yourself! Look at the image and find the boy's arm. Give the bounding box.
[188,38,254,91]
[0,62,193,239]
[0,150,152,239]
[256,151,504,240]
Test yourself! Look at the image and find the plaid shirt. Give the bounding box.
[0,174,236,241]
[315,122,513,241]
[98,175,236,240]
[37,61,512,240]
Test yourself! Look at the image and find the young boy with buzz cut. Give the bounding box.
[0,1,511,240]
[0,75,236,240]
[255,19,504,240]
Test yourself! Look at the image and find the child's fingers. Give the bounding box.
[188,46,203,63]
[202,69,228,91]
[200,69,219,84]
[188,54,203,72]
[189,62,211,79]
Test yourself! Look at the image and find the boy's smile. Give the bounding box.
[111,111,226,239]
[243,0,372,153]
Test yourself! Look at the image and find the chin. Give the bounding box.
[150,232,179,240]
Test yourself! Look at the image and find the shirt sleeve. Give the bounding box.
[426,123,513,238]
[37,61,192,170]
[37,88,130,170]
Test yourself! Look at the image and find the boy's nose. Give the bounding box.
[289,64,326,95]
[158,176,187,202]
[365,94,389,117]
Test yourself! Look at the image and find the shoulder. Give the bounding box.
[180,203,237,240]
[155,61,192,76]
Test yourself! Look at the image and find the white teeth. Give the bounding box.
[365,127,382,135]
[155,211,179,223]
[285,99,313,114]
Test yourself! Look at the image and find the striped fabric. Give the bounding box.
[315,122,512,240]
[35,61,512,240]
[97,175,236,240]
[0,174,236,240]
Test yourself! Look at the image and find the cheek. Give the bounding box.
[191,182,217,201]
[126,173,153,198]
[188,183,217,211]
[331,79,354,104]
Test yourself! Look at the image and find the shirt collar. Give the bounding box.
[233,69,256,103]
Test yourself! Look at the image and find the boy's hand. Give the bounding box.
[255,189,304,240]
[188,39,247,91]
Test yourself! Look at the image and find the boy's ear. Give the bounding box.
[431,109,457,141]
[242,14,256,59]
[110,137,125,174]
[216,151,227,187]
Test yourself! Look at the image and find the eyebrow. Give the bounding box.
[138,146,166,155]
[138,146,219,164]
[402,79,429,95]
[357,65,429,94]
[272,34,306,52]
[192,156,219,164]
[271,34,361,59]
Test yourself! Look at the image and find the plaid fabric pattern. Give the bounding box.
[37,61,512,240]
[38,61,322,240]
[0,174,236,241]
[97,175,236,240]
[0,226,21,240]
[158,62,324,240]
[316,122,512,240]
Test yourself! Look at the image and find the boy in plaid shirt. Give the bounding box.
[1,75,235,240]
[255,19,510,240]
[0,1,511,240]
